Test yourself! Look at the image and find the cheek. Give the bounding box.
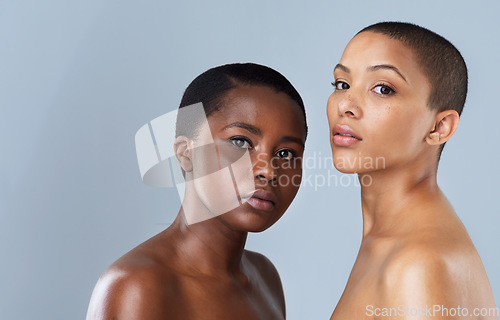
[276,165,302,204]
[388,104,427,146]
[229,150,256,199]
[191,143,221,179]
[326,94,338,125]
[192,165,241,216]
[365,103,427,159]
[191,143,255,216]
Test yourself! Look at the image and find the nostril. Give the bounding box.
[255,173,277,182]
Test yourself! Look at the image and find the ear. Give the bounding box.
[425,110,460,146]
[174,136,193,172]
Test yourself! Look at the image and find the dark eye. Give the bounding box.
[276,149,296,160]
[230,137,251,149]
[332,81,350,91]
[373,84,395,95]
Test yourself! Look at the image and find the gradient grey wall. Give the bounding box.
[1,1,499,319]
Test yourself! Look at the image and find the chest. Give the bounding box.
[331,268,381,320]
[331,243,395,320]
[172,277,285,320]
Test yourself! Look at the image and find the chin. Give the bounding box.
[220,204,283,233]
[332,159,359,174]
[334,165,356,174]
[332,150,385,174]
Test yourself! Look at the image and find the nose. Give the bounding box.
[337,91,362,118]
[252,151,277,183]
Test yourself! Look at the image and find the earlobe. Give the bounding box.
[425,110,459,146]
[174,136,193,172]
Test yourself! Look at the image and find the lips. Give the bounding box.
[243,189,276,211]
[332,124,362,147]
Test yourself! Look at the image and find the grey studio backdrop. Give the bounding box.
[1,1,499,319]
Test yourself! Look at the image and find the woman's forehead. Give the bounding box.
[211,86,305,128]
[342,33,409,67]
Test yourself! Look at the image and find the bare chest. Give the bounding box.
[331,267,382,319]
[331,244,392,320]
[167,277,285,320]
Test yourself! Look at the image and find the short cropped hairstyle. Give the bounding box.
[358,22,468,116]
[175,63,307,139]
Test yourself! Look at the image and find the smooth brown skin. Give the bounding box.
[86,85,306,320]
[327,31,497,320]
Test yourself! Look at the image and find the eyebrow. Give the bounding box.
[334,63,407,83]
[367,64,407,82]
[221,122,262,136]
[281,136,305,148]
[221,121,305,147]
[334,63,350,73]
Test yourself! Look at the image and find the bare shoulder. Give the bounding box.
[244,250,283,286]
[86,247,180,320]
[244,250,286,312]
[382,241,454,296]
[380,239,497,318]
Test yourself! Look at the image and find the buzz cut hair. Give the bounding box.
[359,22,468,116]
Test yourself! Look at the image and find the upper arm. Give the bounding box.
[86,267,176,320]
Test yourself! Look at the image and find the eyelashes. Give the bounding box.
[372,83,396,95]
[331,80,396,96]
[228,137,298,160]
[276,149,297,160]
[331,80,350,91]
[229,137,252,149]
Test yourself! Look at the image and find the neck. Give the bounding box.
[358,158,440,238]
[164,184,248,277]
